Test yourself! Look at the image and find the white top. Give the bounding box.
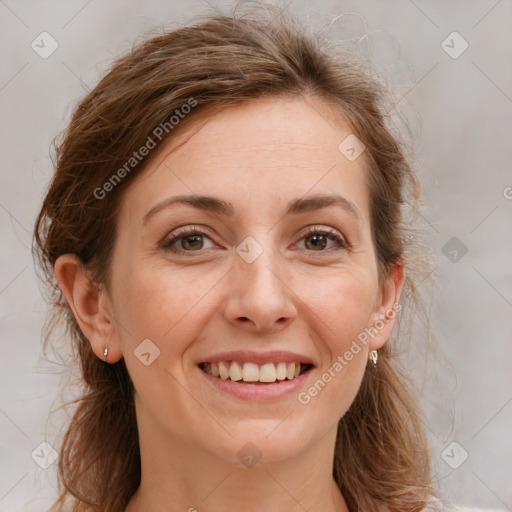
[426,506,506,512]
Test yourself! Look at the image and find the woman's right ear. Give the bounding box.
[54,254,120,361]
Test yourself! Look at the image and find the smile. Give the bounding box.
[198,361,313,384]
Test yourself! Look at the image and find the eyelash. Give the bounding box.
[160,225,348,255]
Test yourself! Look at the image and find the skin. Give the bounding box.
[56,95,403,512]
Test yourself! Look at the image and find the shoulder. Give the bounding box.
[377,500,505,512]
[422,506,507,512]
[449,508,507,512]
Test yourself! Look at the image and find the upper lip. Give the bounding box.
[198,350,316,366]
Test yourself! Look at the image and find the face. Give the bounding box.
[103,96,400,465]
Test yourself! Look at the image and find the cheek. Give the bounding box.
[298,267,377,351]
[292,269,377,415]
[110,264,224,422]
[112,262,222,354]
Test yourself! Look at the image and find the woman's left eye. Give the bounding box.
[296,227,347,252]
[161,226,347,255]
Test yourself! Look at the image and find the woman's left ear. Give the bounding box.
[369,262,404,351]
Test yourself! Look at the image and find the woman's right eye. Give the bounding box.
[161,227,216,254]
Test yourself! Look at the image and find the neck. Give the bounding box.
[125,413,349,512]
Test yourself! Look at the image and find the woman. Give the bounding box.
[34,5,440,512]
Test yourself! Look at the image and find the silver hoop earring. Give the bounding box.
[368,350,378,366]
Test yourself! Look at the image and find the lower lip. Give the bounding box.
[196,365,313,401]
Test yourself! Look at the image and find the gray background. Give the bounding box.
[1,0,511,510]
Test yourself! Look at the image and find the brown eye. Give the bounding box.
[304,233,329,251]
[298,227,347,252]
[181,234,204,251]
[161,227,216,254]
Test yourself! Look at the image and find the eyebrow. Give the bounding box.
[142,193,361,224]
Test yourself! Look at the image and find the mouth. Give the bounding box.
[198,361,314,385]
[195,350,317,400]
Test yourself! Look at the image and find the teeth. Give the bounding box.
[229,361,243,381]
[219,361,229,380]
[260,363,276,382]
[242,362,260,382]
[201,361,309,383]
[276,362,287,380]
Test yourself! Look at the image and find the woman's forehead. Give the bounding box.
[121,96,371,221]
[173,96,353,152]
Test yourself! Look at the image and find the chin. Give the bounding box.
[205,419,315,467]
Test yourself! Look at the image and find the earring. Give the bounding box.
[103,345,109,362]
[368,350,378,366]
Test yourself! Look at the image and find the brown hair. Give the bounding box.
[34,4,438,511]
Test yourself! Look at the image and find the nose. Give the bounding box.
[222,245,297,333]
